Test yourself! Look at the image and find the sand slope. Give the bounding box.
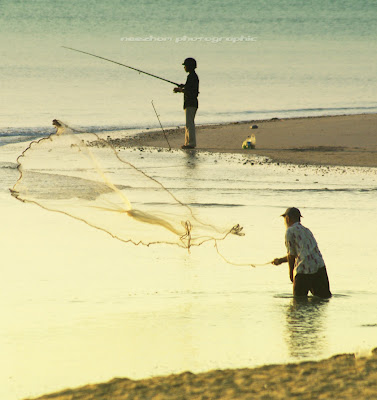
[27,349,377,400]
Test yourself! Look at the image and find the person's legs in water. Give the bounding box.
[294,268,332,298]
[309,266,332,298]
[293,273,310,297]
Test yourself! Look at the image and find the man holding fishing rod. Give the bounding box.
[62,48,199,149]
[173,58,199,149]
[273,207,332,298]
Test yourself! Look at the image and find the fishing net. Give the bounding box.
[11,120,245,251]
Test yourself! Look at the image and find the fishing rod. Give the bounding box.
[62,46,181,86]
[151,100,171,150]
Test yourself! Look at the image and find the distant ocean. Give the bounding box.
[1,0,376,144]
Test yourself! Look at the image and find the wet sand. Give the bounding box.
[28,349,377,400]
[112,113,377,168]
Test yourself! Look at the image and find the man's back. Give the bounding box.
[285,222,325,276]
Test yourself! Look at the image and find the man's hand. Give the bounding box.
[173,85,184,93]
[272,256,287,265]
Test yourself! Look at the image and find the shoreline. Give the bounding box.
[107,113,377,168]
[28,348,377,400]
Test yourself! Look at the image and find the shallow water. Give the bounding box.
[1,145,377,400]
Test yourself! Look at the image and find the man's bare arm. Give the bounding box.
[288,255,296,282]
[272,255,296,282]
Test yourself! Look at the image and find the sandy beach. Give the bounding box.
[114,113,377,168]
[28,349,377,400]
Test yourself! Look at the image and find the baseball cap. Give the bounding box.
[281,207,303,218]
[182,57,197,69]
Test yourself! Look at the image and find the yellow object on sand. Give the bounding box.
[242,134,256,149]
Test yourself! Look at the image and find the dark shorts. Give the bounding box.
[293,266,332,298]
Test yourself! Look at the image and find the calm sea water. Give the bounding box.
[1,0,377,144]
[1,143,377,400]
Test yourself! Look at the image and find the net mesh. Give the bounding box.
[11,120,245,250]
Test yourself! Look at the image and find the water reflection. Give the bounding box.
[184,151,199,171]
[284,297,329,359]
[181,151,199,207]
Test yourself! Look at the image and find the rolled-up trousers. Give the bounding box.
[184,107,197,147]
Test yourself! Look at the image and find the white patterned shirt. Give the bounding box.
[285,222,325,276]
